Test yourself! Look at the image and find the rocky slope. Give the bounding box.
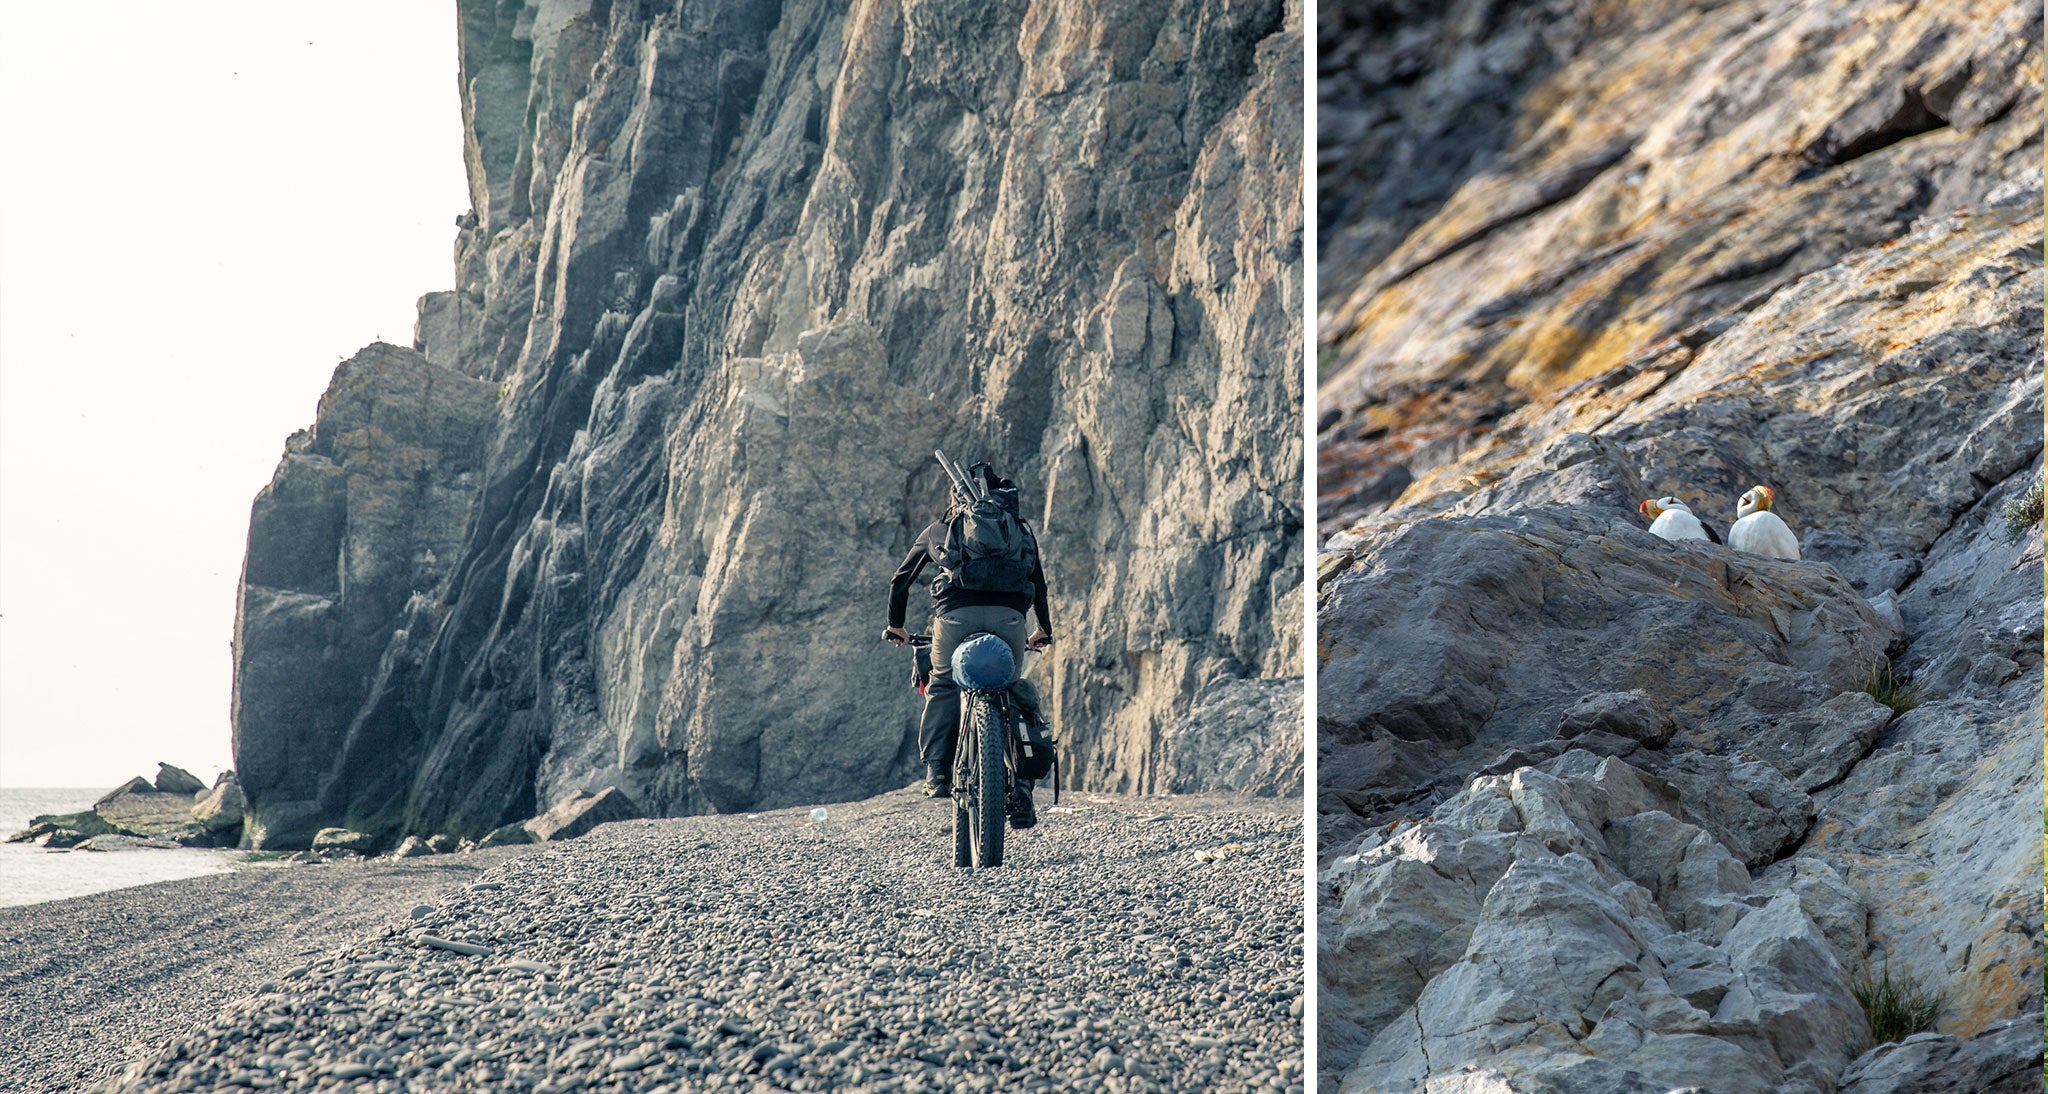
[1315,0,2041,1089]
[100,792,1303,1093]
[234,0,1304,849]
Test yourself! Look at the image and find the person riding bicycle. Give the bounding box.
[884,460,1053,828]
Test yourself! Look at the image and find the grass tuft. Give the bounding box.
[1861,663,1919,716]
[1997,479,2043,545]
[1852,962,1941,1046]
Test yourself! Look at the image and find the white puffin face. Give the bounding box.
[1737,486,1775,518]
[1656,496,1690,513]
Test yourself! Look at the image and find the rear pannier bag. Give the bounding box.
[1008,678,1057,781]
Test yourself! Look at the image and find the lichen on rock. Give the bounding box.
[1316,0,2042,1088]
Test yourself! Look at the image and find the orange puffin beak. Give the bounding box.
[1755,485,1775,510]
[1639,499,1659,519]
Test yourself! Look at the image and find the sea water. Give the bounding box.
[0,788,236,908]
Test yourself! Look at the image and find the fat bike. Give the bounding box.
[906,632,1019,869]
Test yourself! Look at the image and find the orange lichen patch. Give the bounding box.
[1547,316,1667,389]
[1333,274,1442,349]
[1801,818,1845,851]
[1500,320,1597,392]
[1319,375,1523,508]
[1318,418,1482,504]
[1951,950,2032,1037]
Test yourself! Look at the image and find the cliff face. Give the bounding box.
[1316,1,2040,1090]
[234,0,1303,848]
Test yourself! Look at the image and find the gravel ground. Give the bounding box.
[0,848,534,1093]
[86,789,1302,1092]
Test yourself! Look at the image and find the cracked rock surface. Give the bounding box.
[1316,0,2041,1088]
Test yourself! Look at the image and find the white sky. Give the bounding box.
[0,7,471,787]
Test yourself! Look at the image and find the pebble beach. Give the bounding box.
[0,848,533,1093]
[8,789,1302,1092]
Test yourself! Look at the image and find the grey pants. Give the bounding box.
[919,605,1028,769]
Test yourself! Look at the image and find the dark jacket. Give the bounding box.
[888,517,1053,634]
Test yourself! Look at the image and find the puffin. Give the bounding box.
[1639,497,1721,544]
[1728,484,1800,560]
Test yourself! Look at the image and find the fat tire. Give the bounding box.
[973,697,1007,868]
[953,798,971,867]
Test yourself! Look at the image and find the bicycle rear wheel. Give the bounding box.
[971,695,1006,868]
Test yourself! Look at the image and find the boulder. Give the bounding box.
[527,787,641,843]
[190,775,247,834]
[153,763,206,796]
[95,777,154,807]
[477,823,536,849]
[79,834,180,851]
[1318,505,1886,846]
[96,783,208,839]
[426,833,461,854]
[1753,691,1896,793]
[390,835,433,858]
[1634,750,1816,869]
[20,811,117,841]
[310,828,379,855]
[1555,690,1675,749]
[1837,1017,2042,1093]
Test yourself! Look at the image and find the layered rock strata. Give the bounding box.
[1318,0,2039,532]
[234,0,1304,848]
[1316,0,2041,1088]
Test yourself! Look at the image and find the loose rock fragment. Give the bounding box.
[420,936,491,957]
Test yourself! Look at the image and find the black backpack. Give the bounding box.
[930,487,1037,594]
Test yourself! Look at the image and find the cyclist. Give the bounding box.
[884,461,1053,827]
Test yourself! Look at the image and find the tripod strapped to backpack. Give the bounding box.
[929,450,1038,595]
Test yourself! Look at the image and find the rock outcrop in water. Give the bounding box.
[1316,0,2040,1089]
[8,767,247,849]
[233,0,1304,848]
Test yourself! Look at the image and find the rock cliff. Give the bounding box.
[233,0,1304,849]
[1316,0,2040,1090]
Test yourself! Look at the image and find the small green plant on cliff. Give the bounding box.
[1852,962,1941,1046]
[1996,479,2043,545]
[1860,663,1919,716]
